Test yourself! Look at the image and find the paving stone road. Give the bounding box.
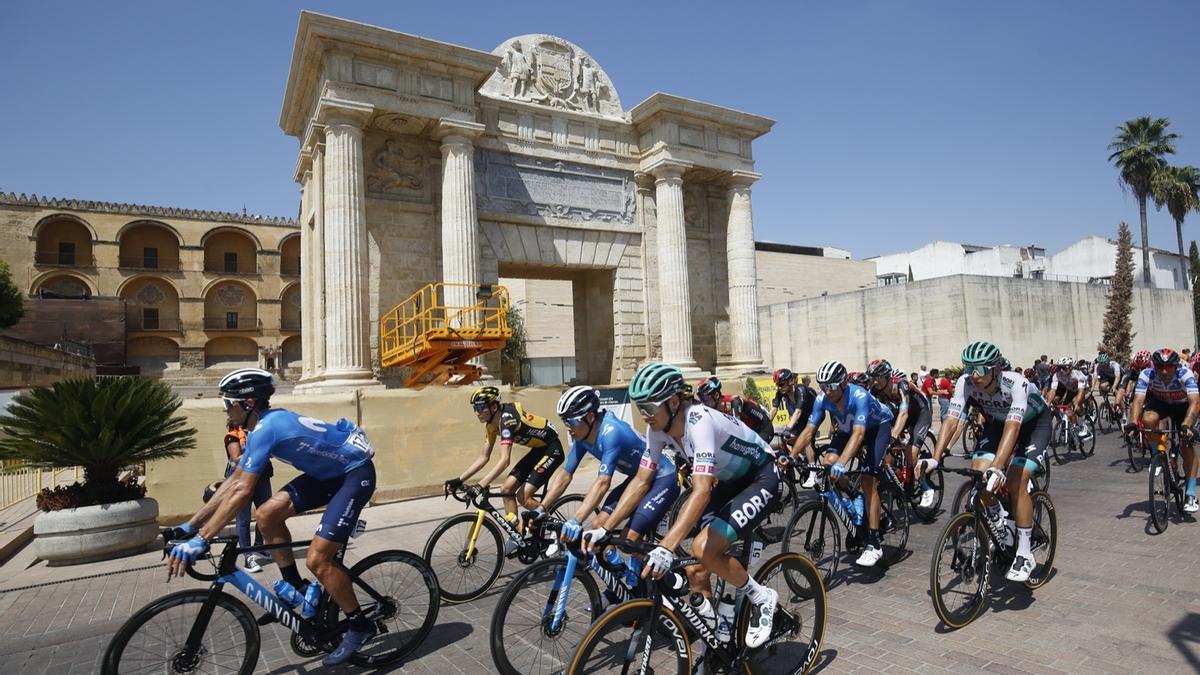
[1,433,1197,674]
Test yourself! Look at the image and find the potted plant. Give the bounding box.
[0,377,195,564]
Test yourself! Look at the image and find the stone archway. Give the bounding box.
[127,336,180,376]
[204,336,259,369]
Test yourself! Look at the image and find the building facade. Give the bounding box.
[280,13,776,390]
[0,192,301,383]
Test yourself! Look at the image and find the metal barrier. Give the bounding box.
[0,466,80,511]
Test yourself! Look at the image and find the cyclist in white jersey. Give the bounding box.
[1125,348,1200,512]
[608,362,782,649]
[1047,356,1091,438]
[926,342,1050,582]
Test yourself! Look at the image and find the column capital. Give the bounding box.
[434,118,486,145]
[727,170,762,190]
[634,172,657,192]
[316,97,374,128]
[644,159,692,182]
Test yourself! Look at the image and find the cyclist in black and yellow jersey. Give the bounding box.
[444,386,565,542]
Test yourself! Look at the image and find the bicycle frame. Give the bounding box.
[452,486,549,560]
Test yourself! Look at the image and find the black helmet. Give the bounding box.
[218,368,275,400]
[697,376,722,398]
[470,386,501,405]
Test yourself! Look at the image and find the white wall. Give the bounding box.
[871,241,1040,282]
[758,274,1195,373]
[1045,236,1187,289]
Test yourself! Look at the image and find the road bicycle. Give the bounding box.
[489,521,647,675]
[566,530,826,674]
[948,451,1050,516]
[1048,403,1095,463]
[1146,428,1192,534]
[1125,419,1153,472]
[423,483,590,603]
[929,468,1057,630]
[958,410,985,459]
[1093,389,1124,434]
[103,527,438,674]
[881,438,944,522]
[780,462,910,588]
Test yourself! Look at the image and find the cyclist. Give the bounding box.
[925,341,1050,582]
[532,386,679,579]
[871,363,937,507]
[617,362,782,648]
[696,376,776,445]
[1118,351,1152,415]
[1125,348,1200,513]
[1047,356,1092,439]
[445,386,564,550]
[789,360,895,567]
[1095,352,1122,398]
[769,368,818,486]
[166,368,379,666]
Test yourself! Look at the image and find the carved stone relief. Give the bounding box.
[135,283,165,306]
[683,186,706,230]
[475,150,635,224]
[364,137,429,201]
[216,284,246,308]
[481,35,624,119]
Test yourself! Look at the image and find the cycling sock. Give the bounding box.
[1186,478,1197,497]
[345,607,372,632]
[1016,527,1032,559]
[867,528,881,548]
[280,563,304,588]
[738,577,771,605]
[920,477,932,491]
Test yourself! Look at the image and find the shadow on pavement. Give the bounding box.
[1168,611,1200,673]
[808,648,838,673]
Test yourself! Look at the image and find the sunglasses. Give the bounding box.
[636,399,670,417]
[472,402,491,413]
[222,397,243,411]
[965,365,992,377]
[562,414,588,428]
[818,382,840,393]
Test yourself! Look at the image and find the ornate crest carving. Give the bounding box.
[216,284,245,308]
[482,35,623,119]
[366,139,424,194]
[135,282,165,306]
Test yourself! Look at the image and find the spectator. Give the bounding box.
[936,370,953,421]
[918,364,929,382]
[910,371,920,386]
[1183,348,1193,362]
[921,369,936,400]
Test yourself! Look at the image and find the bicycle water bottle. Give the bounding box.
[715,592,736,643]
[689,592,716,629]
[603,548,624,569]
[273,579,321,618]
[623,556,643,588]
[664,571,689,596]
[850,495,865,526]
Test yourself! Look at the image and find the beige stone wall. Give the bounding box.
[147,385,568,522]
[502,277,575,358]
[0,335,95,388]
[759,274,1196,373]
[0,196,301,382]
[755,250,878,306]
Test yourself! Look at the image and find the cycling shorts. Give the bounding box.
[1144,396,1189,428]
[904,403,932,450]
[826,425,891,477]
[1098,373,1116,386]
[1054,384,1083,400]
[971,409,1051,474]
[509,441,564,490]
[700,461,783,545]
[284,461,376,544]
[601,470,681,537]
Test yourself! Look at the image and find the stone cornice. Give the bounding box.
[0,191,298,227]
[434,118,486,142]
[630,92,775,138]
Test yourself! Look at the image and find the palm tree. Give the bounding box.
[1108,116,1179,285]
[1152,164,1200,289]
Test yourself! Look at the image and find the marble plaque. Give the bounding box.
[475,150,634,225]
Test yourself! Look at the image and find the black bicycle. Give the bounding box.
[1147,428,1191,534]
[566,532,826,674]
[930,468,1057,629]
[103,528,438,674]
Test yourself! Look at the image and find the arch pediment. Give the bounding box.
[480,35,624,120]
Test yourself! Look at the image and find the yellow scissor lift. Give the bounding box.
[380,282,512,388]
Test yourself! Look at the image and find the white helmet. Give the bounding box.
[556,385,600,419]
[816,360,848,386]
[1057,356,1074,367]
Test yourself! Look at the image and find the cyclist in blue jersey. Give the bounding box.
[165,369,379,666]
[533,386,679,561]
[788,360,896,567]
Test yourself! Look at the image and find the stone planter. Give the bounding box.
[34,498,159,565]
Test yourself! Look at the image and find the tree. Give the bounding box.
[1099,223,1137,362]
[1190,241,1200,345]
[0,260,24,329]
[1152,165,1200,288]
[501,306,527,382]
[742,377,767,407]
[1108,116,1179,285]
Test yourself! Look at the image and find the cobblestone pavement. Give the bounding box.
[2,434,1198,674]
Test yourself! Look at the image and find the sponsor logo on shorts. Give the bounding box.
[730,488,775,528]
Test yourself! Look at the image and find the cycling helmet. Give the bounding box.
[681,383,694,399]
[469,385,501,405]
[866,359,893,378]
[1151,348,1180,368]
[773,368,795,385]
[815,360,848,386]
[1096,352,1110,364]
[891,369,908,383]
[696,376,722,399]
[1001,357,1012,370]
[849,371,870,387]
[628,362,684,402]
[1133,350,1152,369]
[218,368,275,400]
[961,341,1002,368]
[1190,353,1200,372]
[557,385,600,419]
[1057,356,1074,367]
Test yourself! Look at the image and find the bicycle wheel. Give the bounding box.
[1096,403,1114,434]
[102,589,259,675]
[1080,419,1096,457]
[1037,457,1051,492]
[567,599,691,675]
[665,486,699,555]
[781,500,840,587]
[929,512,989,630]
[739,552,827,675]
[1127,434,1145,473]
[548,493,595,522]
[1023,491,1057,589]
[315,550,440,667]
[911,466,944,522]
[423,512,505,603]
[1148,453,1171,534]
[878,482,910,565]
[491,557,604,675]
[949,480,974,517]
[1048,417,1065,465]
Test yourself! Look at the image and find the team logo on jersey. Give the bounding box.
[687,410,703,425]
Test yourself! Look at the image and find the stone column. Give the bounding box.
[435,119,486,326]
[299,168,314,382]
[316,103,378,388]
[650,160,699,370]
[724,171,764,369]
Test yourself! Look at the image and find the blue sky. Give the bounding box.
[2,1,1198,258]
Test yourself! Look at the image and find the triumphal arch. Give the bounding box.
[280,12,774,390]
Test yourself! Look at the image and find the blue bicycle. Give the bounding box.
[102,528,439,674]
